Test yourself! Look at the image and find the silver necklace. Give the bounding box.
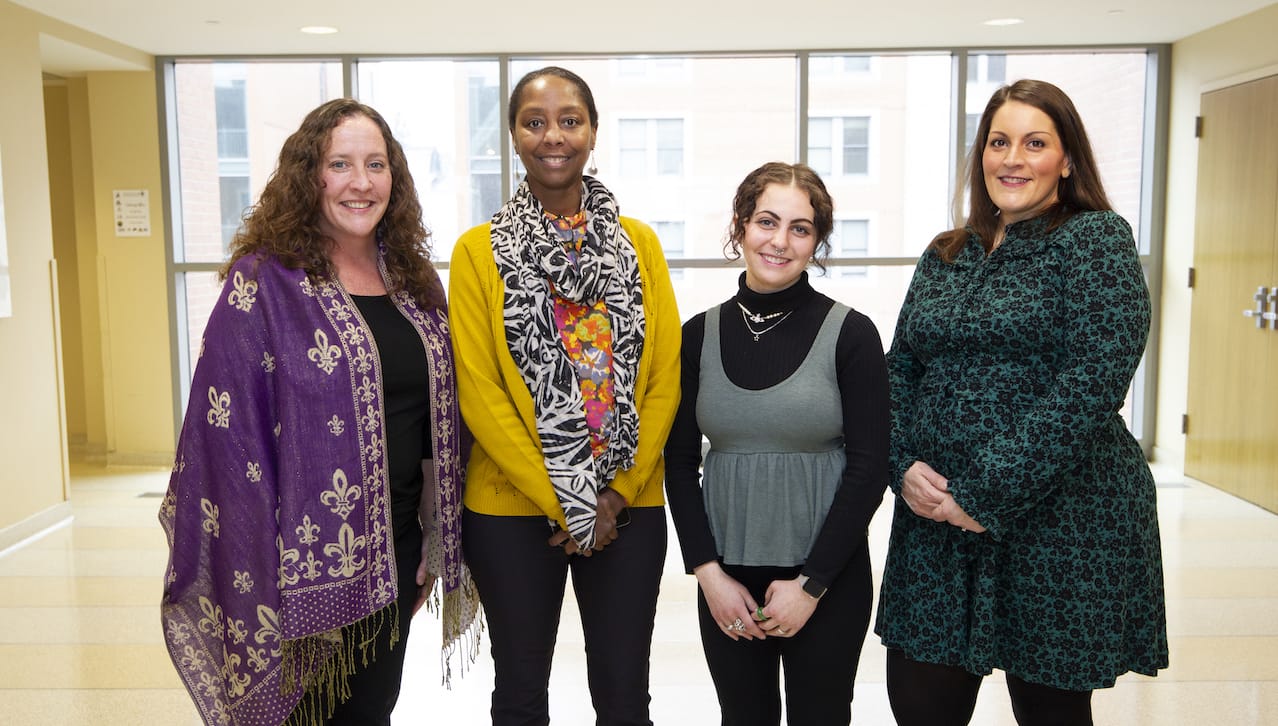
[737,301,792,341]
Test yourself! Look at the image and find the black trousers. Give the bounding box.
[324,520,422,726]
[463,507,667,726]
[885,648,1094,726]
[697,544,873,726]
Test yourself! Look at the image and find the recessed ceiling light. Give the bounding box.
[983,17,1024,26]
[300,26,339,35]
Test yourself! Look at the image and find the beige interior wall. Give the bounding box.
[0,1,70,536]
[45,83,87,446]
[83,70,174,463]
[66,76,109,460]
[1155,2,1278,469]
[0,0,162,546]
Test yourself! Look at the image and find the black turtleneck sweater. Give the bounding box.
[663,272,890,590]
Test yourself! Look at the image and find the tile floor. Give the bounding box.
[0,461,1275,724]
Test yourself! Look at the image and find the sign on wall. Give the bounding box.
[113,189,151,237]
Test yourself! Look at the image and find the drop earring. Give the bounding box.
[586,150,598,176]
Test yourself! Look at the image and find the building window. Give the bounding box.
[213,73,248,159]
[213,65,250,252]
[808,116,869,177]
[619,118,684,177]
[968,54,1008,84]
[218,176,250,249]
[832,219,869,278]
[965,112,982,151]
[468,74,502,227]
[652,221,686,279]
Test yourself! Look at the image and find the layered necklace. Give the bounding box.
[737,301,792,341]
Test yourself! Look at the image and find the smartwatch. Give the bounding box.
[800,575,827,600]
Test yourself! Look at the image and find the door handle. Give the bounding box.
[1243,285,1270,329]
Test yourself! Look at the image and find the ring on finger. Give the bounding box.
[729,617,745,632]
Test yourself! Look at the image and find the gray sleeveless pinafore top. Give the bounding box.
[696,302,849,567]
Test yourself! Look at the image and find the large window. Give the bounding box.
[357,59,502,262]
[808,116,870,177]
[166,60,342,405]
[162,49,1162,449]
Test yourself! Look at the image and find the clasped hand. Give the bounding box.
[695,563,818,641]
[547,487,627,556]
[901,461,986,533]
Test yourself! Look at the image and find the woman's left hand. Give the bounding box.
[930,495,987,533]
[757,577,819,638]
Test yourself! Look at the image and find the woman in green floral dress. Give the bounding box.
[875,79,1168,725]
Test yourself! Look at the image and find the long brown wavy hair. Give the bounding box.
[220,98,444,310]
[724,162,835,273]
[932,79,1112,263]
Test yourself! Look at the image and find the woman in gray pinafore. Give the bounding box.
[665,162,890,725]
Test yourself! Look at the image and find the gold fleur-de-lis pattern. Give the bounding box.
[323,523,367,578]
[226,270,258,313]
[294,515,320,546]
[200,498,220,538]
[319,468,361,519]
[327,415,345,435]
[306,329,341,374]
[205,387,230,429]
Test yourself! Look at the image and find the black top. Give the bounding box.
[351,294,432,536]
[663,272,891,590]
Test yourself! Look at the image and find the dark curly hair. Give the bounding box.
[724,162,834,272]
[220,98,444,309]
[933,78,1111,263]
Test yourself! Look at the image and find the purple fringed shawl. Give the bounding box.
[160,254,480,725]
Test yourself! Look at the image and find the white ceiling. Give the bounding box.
[18,0,1278,75]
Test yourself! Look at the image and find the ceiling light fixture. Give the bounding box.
[983,17,1024,26]
[300,26,339,35]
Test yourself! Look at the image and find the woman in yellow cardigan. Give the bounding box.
[448,66,681,726]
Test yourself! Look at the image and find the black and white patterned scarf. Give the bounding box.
[490,176,645,549]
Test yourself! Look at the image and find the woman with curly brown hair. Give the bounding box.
[160,98,480,726]
[664,161,890,724]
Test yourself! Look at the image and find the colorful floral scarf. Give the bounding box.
[489,176,645,549]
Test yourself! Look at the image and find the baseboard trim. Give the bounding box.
[0,502,74,558]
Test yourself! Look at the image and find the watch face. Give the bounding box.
[802,578,826,599]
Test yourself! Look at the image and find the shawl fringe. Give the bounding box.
[280,602,400,726]
[427,568,485,687]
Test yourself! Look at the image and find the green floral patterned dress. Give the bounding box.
[875,210,1169,691]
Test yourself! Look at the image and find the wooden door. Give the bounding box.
[1185,74,1278,512]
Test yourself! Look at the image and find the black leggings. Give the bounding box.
[698,545,873,726]
[885,649,1093,726]
[463,507,667,726]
